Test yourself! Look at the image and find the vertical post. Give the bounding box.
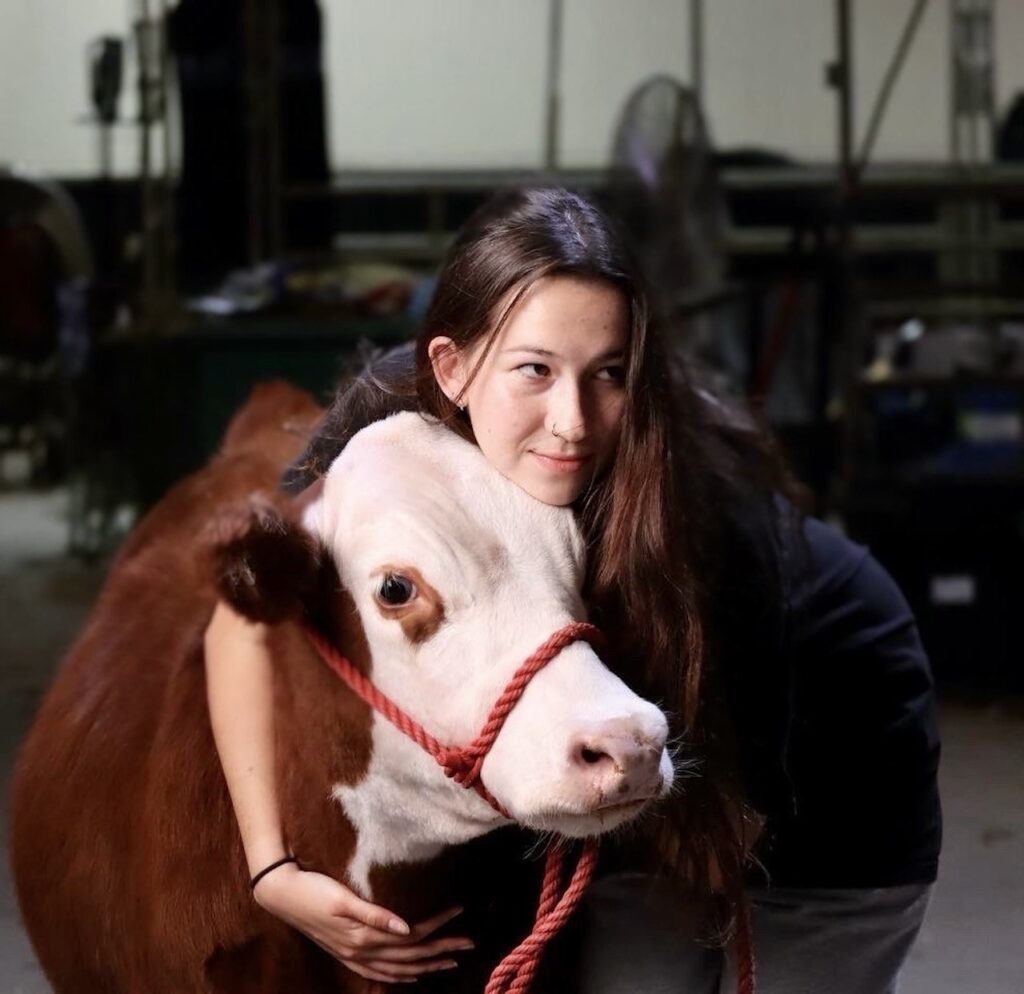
[836,0,855,198]
[948,0,997,286]
[242,0,283,263]
[544,0,563,171]
[242,0,263,264]
[266,0,283,259]
[157,0,176,307]
[690,0,704,104]
[135,0,157,330]
[830,0,859,502]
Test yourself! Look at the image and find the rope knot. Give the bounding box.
[437,746,484,786]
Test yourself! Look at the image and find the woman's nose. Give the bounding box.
[548,383,587,441]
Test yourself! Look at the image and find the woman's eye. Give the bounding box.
[595,365,626,383]
[517,363,550,380]
[377,574,416,606]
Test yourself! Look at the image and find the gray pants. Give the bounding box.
[576,873,932,994]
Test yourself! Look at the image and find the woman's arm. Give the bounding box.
[204,600,474,982]
[204,601,289,877]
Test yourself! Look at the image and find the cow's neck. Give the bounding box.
[332,725,502,897]
[270,618,371,893]
[270,604,500,901]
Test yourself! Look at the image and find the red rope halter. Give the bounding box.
[304,620,756,994]
[305,621,604,993]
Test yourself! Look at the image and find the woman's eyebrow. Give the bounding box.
[501,346,625,361]
[502,346,559,357]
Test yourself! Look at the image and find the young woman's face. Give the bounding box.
[430,275,630,507]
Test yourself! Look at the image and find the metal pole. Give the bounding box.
[266,0,283,258]
[135,0,157,330]
[544,0,563,171]
[836,0,855,197]
[690,0,704,103]
[856,0,930,176]
[242,0,262,264]
[831,0,860,503]
[158,0,176,304]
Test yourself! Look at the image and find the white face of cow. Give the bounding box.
[304,412,674,890]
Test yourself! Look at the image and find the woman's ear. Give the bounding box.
[427,336,468,406]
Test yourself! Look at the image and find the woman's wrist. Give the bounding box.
[250,855,300,891]
[244,833,293,878]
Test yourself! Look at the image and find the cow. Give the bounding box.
[9,382,674,994]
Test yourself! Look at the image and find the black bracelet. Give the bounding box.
[250,855,299,891]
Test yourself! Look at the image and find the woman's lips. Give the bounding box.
[531,451,590,474]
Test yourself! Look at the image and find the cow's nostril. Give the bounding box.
[571,740,616,770]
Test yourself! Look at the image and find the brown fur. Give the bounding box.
[8,382,547,994]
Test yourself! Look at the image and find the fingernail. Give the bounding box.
[448,906,465,918]
[441,960,459,970]
[455,941,475,951]
[388,918,411,936]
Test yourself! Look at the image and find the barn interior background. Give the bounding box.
[1,1,1022,991]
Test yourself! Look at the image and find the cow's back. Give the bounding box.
[9,383,323,993]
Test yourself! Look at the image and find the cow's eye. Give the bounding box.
[377,573,416,606]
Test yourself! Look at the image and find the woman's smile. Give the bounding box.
[529,450,592,474]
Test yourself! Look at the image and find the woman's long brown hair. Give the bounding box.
[286,188,798,931]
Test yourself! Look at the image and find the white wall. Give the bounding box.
[2,0,1024,177]
[0,0,140,177]
[324,0,548,168]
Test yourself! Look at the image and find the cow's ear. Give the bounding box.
[205,497,325,624]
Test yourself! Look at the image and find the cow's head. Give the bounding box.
[212,413,673,887]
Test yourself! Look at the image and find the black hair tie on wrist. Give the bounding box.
[250,855,299,891]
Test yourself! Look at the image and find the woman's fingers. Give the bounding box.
[353,935,475,963]
[407,904,465,940]
[333,903,465,953]
[359,956,461,978]
[336,892,411,938]
[304,935,398,982]
[345,960,418,984]
[254,865,473,980]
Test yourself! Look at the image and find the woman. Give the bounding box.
[205,188,940,992]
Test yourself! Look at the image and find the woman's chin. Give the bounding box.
[516,475,585,508]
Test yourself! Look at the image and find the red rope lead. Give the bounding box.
[735,896,757,994]
[483,839,599,994]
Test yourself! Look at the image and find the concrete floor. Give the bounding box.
[1,489,1022,993]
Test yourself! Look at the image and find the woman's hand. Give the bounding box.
[253,863,474,984]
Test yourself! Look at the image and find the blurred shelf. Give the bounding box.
[726,221,1024,256]
[285,162,1024,200]
[331,230,455,261]
[286,168,605,199]
[857,374,1024,389]
[720,162,1024,199]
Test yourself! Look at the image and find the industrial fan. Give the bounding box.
[607,76,728,317]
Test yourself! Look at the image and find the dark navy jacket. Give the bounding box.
[727,499,942,888]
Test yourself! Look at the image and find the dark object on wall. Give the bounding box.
[168,0,330,290]
[89,37,124,126]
